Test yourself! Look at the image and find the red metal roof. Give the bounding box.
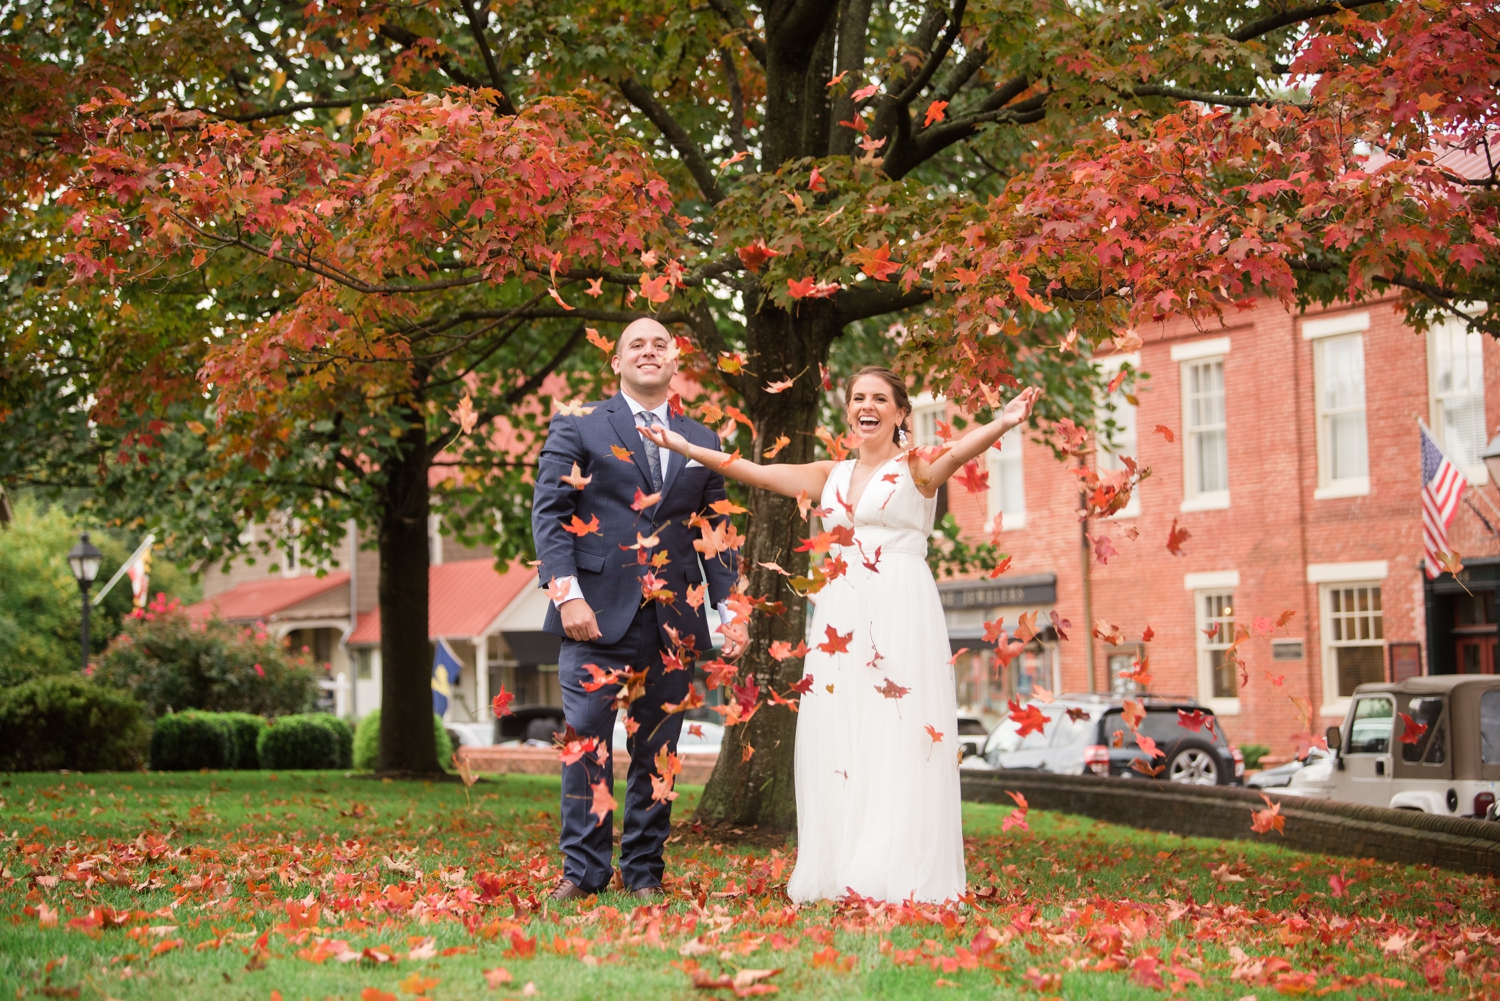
[184,571,350,622]
[346,558,535,644]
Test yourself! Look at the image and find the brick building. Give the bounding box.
[932,297,1500,753]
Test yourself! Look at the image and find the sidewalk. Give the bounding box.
[456,745,719,784]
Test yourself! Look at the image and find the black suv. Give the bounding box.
[981,693,1244,785]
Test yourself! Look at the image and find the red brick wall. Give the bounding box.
[943,297,1500,754]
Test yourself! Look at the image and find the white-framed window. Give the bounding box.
[1429,317,1488,483]
[1313,331,1370,497]
[1195,589,1240,712]
[987,424,1026,530]
[1181,358,1229,510]
[1097,353,1140,518]
[910,394,946,448]
[1322,582,1385,702]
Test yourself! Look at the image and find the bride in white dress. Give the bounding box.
[643,366,1039,903]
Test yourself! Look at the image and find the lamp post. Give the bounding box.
[1484,431,1500,489]
[67,532,102,671]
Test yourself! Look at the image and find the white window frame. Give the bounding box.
[1096,352,1141,519]
[1190,572,1241,715]
[1305,313,1371,499]
[986,424,1027,530]
[1177,349,1230,512]
[1310,560,1389,716]
[1428,316,1488,484]
[909,393,947,449]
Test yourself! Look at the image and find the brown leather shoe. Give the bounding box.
[549,878,592,902]
[628,885,665,900]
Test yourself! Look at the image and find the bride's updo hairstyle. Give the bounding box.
[843,365,912,446]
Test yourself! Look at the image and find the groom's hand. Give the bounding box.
[559,599,602,642]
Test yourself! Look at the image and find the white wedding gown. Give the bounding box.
[786,456,967,904]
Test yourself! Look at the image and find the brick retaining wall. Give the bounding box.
[962,771,1500,876]
[456,745,718,785]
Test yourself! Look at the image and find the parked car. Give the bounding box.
[1247,747,1333,789]
[981,693,1244,786]
[1282,674,1500,817]
[613,713,724,755]
[957,715,989,758]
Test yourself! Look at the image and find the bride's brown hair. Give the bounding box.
[843,365,912,445]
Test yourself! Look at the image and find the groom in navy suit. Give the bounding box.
[532,318,738,900]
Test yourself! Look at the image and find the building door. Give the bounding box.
[1454,590,1496,674]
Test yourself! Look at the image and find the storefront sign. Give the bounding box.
[937,574,1056,611]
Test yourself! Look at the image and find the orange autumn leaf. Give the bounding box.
[1251,794,1285,835]
[610,444,635,462]
[558,462,591,490]
[817,625,853,654]
[585,327,615,353]
[763,435,791,458]
[561,514,601,536]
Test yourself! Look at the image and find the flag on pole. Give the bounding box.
[431,637,463,717]
[1421,422,1466,578]
[127,545,152,609]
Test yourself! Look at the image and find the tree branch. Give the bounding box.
[705,0,768,65]
[833,284,933,323]
[1131,84,1293,108]
[883,89,1046,179]
[828,0,874,158]
[454,0,519,114]
[378,22,484,90]
[719,46,750,155]
[210,96,394,123]
[1230,0,1390,42]
[616,76,724,204]
[892,0,967,107]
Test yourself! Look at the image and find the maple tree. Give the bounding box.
[9,0,1500,819]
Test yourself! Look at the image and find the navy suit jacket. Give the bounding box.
[532,393,738,653]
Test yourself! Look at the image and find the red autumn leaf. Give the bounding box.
[585,327,615,353]
[1251,793,1285,835]
[1398,712,1428,744]
[923,100,949,126]
[952,460,989,494]
[723,405,757,439]
[769,640,810,661]
[1120,698,1145,730]
[786,276,817,299]
[1008,699,1050,738]
[1153,424,1176,442]
[588,779,616,828]
[818,625,853,654]
[874,677,910,700]
[736,240,780,272]
[562,514,601,537]
[638,274,671,303]
[490,685,516,718]
[630,487,662,511]
[1166,518,1190,556]
[610,444,635,462]
[848,243,901,282]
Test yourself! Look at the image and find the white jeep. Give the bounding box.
[1283,674,1500,818]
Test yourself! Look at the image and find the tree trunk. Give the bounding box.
[696,301,842,830]
[376,405,441,775]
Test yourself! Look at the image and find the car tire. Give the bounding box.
[1165,741,1222,785]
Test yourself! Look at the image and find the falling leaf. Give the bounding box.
[717,352,746,374]
[610,444,635,462]
[450,393,478,435]
[808,165,826,191]
[874,678,910,700]
[1120,699,1145,730]
[923,100,949,126]
[554,399,596,417]
[817,625,853,654]
[562,514,602,537]
[547,286,575,311]
[559,462,591,490]
[639,274,671,303]
[589,780,616,828]
[763,435,791,458]
[1397,712,1428,744]
[851,82,879,101]
[1166,518,1190,556]
[736,240,779,272]
[952,460,989,494]
[584,277,605,297]
[1008,700,1049,738]
[1250,794,1285,835]
[631,487,662,511]
[764,376,796,394]
[825,70,848,88]
[585,327,615,352]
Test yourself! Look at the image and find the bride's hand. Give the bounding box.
[1001,386,1041,428]
[640,422,691,455]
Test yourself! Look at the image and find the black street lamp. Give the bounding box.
[67,532,102,671]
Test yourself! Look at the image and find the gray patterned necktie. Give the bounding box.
[640,410,664,491]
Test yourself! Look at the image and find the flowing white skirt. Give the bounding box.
[786,546,966,904]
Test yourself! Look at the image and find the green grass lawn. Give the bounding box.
[1,770,1495,1000]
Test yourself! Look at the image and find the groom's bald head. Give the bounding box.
[613,318,677,405]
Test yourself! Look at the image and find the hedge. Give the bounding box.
[352,708,453,771]
[0,675,148,772]
[149,710,234,771]
[257,714,351,770]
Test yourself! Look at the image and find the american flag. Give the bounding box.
[1421,423,1466,578]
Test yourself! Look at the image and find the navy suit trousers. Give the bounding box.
[558,604,692,892]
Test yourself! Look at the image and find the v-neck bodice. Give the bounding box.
[819,456,937,557]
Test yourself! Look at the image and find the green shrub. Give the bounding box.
[305,714,353,768]
[218,712,268,769]
[150,710,234,771]
[1241,743,1272,770]
[352,708,453,771]
[257,714,340,770]
[0,675,148,772]
[94,600,318,718]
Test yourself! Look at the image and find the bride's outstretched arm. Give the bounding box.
[909,386,1042,493]
[640,424,837,501]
